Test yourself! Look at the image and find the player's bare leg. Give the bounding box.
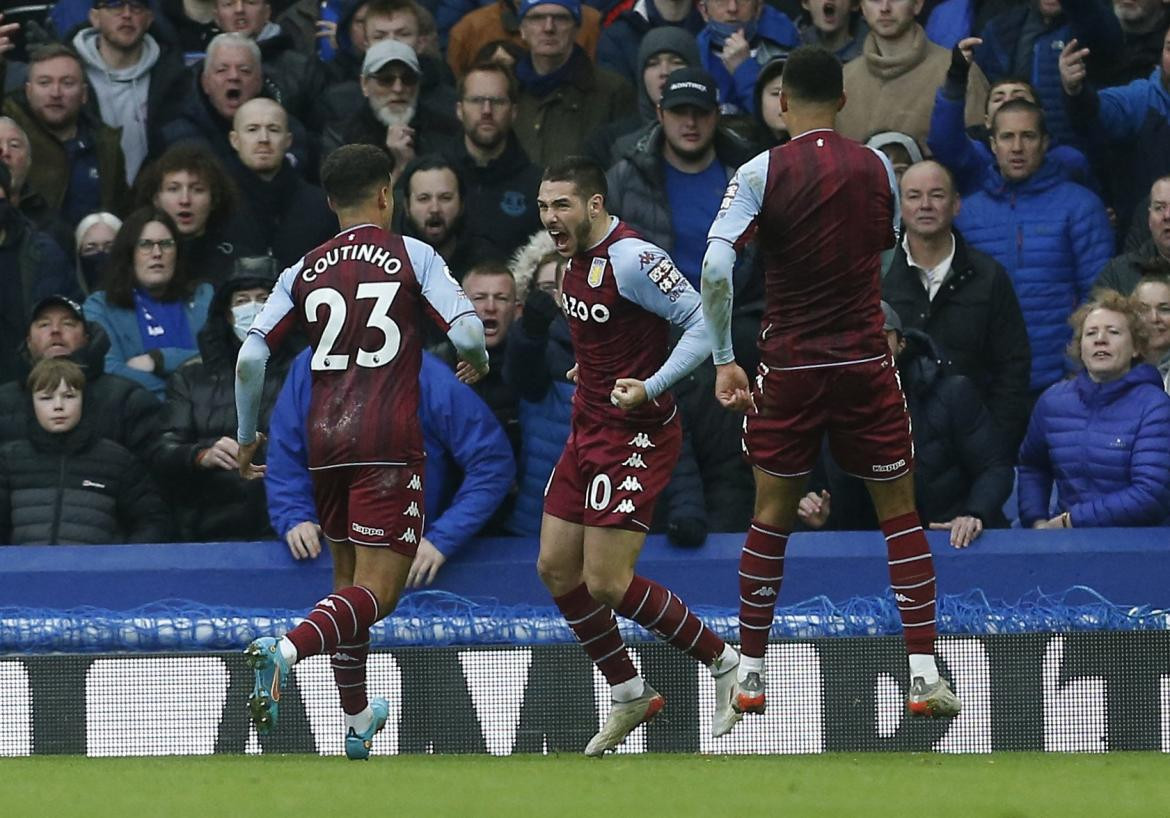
[581,525,740,749]
[866,473,961,718]
[732,468,807,714]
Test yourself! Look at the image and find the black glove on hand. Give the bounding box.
[521,288,560,337]
[945,43,971,89]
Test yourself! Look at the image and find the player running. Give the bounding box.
[234,145,489,759]
[700,47,962,720]
[535,157,742,756]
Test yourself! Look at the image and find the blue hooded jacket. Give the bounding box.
[955,158,1113,391]
[696,5,799,115]
[1018,365,1170,527]
[265,349,515,557]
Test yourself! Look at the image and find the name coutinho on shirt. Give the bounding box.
[302,244,404,280]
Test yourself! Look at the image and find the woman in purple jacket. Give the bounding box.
[1019,290,1170,528]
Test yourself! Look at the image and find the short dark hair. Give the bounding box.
[400,154,466,202]
[321,145,394,209]
[28,358,85,395]
[778,46,841,104]
[986,76,1038,111]
[542,156,607,202]
[365,0,420,25]
[990,98,1048,138]
[133,142,239,223]
[102,207,193,309]
[458,60,519,103]
[27,43,84,73]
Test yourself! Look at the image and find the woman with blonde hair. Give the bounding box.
[74,211,122,294]
[1018,289,1170,527]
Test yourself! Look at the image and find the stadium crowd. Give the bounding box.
[0,0,1169,561]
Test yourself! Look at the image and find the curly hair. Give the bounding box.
[1067,289,1151,367]
[132,142,238,225]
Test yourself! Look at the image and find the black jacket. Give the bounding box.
[1095,238,1165,295]
[258,26,329,133]
[883,230,1032,452]
[155,270,297,541]
[230,161,339,269]
[322,102,459,172]
[808,331,1014,530]
[441,134,544,263]
[0,419,170,544]
[0,322,162,466]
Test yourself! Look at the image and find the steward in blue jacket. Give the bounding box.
[265,348,515,568]
[1019,364,1170,527]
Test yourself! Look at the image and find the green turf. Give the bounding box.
[1,754,1167,817]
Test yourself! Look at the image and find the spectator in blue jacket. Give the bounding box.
[597,0,705,87]
[81,207,214,400]
[928,42,1091,196]
[696,0,799,115]
[265,348,515,587]
[1019,289,1170,527]
[955,98,1113,394]
[1060,30,1170,254]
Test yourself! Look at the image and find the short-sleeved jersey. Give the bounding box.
[561,218,702,427]
[251,224,475,469]
[709,129,898,369]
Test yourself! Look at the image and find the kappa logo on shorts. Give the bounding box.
[404,501,421,518]
[628,433,655,449]
[352,522,385,537]
[622,454,647,469]
[398,528,418,544]
[408,474,422,491]
[617,475,644,492]
[587,257,606,288]
[873,459,907,474]
[613,499,636,514]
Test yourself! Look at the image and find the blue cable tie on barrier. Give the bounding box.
[0,587,1167,654]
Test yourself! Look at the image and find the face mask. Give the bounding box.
[705,20,757,48]
[231,300,264,342]
[79,252,109,290]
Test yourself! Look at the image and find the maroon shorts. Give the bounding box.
[311,463,425,558]
[743,354,914,480]
[543,411,681,531]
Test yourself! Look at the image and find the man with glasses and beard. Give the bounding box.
[322,39,457,182]
[442,60,542,263]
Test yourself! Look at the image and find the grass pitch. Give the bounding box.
[1,753,1166,818]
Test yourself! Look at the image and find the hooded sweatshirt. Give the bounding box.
[72,28,159,182]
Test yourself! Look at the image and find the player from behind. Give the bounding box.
[700,47,962,719]
[535,157,742,757]
[234,144,489,759]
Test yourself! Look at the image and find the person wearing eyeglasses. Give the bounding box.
[82,207,214,399]
[1097,177,1170,296]
[71,0,189,183]
[441,60,543,263]
[322,39,457,182]
[512,0,636,166]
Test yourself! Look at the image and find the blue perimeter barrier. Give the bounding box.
[0,528,1167,610]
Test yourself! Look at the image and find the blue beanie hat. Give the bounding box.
[517,0,581,24]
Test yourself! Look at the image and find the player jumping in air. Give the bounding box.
[699,46,962,720]
[234,144,489,759]
[535,157,743,756]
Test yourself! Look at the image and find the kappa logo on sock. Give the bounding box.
[750,587,777,598]
[81,479,106,489]
[319,598,338,611]
[333,651,356,662]
[895,593,913,603]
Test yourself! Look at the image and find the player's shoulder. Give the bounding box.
[609,232,669,276]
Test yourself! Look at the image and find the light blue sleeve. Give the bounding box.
[864,145,902,273]
[406,237,489,373]
[610,238,709,400]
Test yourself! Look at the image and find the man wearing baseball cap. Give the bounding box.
[0,295,162,468]
[607,67,755,289]
[512,0,635,165]
[322,38,458,180]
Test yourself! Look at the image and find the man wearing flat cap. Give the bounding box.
[511,0,635,166]
[322,38,457,181]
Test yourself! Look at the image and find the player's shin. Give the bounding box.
[881,511,940,681]
[615,576,724,666]
[286,586,381,660]
[332,634,371,721]
[554,583,642,699]
[737,520,789,672]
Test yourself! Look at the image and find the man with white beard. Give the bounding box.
[321,39,457,183]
